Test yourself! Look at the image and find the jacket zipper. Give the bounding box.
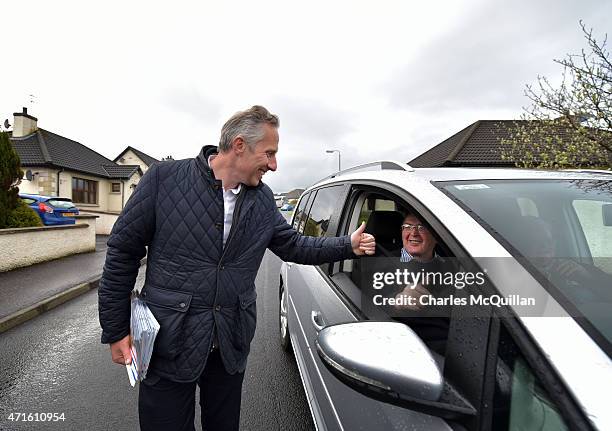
[211,186,247,352]
[219,187,247,267]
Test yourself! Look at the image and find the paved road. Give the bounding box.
[0,250,313,431]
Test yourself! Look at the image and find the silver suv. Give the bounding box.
[278,162,612,431]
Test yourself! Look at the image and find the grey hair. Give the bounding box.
[218,105,279,152]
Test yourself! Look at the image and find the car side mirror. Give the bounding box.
[316,322,476,421]
[603,204,612,227]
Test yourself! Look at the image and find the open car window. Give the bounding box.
[330,188,460,357]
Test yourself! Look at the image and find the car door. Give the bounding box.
[284,190,316,379]
[309,185,453,431]
[284,184,350,431]
[484,319,579,431]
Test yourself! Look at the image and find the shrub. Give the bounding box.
[6,200,43,228]
[0,131,22,228]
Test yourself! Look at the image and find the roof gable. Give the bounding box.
[408,121,480,168]
[114,146,159,166]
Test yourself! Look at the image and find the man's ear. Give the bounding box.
[232,136,247,155]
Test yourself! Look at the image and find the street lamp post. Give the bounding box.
[326,149,341,172]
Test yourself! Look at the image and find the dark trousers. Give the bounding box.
[139,350,245,431]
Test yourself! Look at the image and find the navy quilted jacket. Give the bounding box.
[98,146,354,382]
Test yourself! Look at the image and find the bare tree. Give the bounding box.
[501,21,612,169]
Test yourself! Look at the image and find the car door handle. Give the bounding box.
[311,310,326,332]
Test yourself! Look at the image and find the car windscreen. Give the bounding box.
[47,199,76,209]
[438,179,612,352]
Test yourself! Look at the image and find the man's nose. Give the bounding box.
[409,229,422,238]
[268,156,277,172]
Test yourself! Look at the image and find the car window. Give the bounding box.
[304,186,344,237]
[48,199,75,209]
[572,199,612,274]
[331,189,458,355]
[339,191,453,283]
[357,196,398,222]
[440,179,612,352]
[516,197,539,217]
[492,324,569,430]
[359,196,404,253]
[339,192,405,282]
[20,197,37,205]
[292,192,313,234]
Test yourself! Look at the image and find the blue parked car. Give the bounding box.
[19,194,80,226]
[280,203,294,211]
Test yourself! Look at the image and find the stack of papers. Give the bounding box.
[126,293,160,387]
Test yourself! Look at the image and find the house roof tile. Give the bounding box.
[10,129,142,179]
[409,120,611,167]
[10,132,46,165]
[102,164,141,178]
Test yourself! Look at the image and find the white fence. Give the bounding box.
[0,215,98,272]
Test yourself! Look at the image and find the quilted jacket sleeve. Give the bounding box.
[268,209,355,264]
[98,165,158,344]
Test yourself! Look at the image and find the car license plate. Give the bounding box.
[63,212,76,217]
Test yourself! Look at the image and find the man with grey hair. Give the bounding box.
[99,105,375,430]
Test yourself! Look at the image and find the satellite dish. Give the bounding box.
[3,119,10,129]
[26,170,33,181]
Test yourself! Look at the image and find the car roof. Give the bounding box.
[19,193,44,200]
[19,193,72,201]
[408,167,612,182]
[309,165,612,190]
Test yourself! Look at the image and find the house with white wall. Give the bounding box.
[9,107,146,234]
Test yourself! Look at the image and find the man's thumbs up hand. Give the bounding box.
[351,222,376,256]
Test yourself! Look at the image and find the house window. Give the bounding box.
[72,177,98,204]
[111,183,121,193]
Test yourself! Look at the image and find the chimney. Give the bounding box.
[12,107,38,137]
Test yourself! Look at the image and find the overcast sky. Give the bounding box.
[2,0,611,193]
